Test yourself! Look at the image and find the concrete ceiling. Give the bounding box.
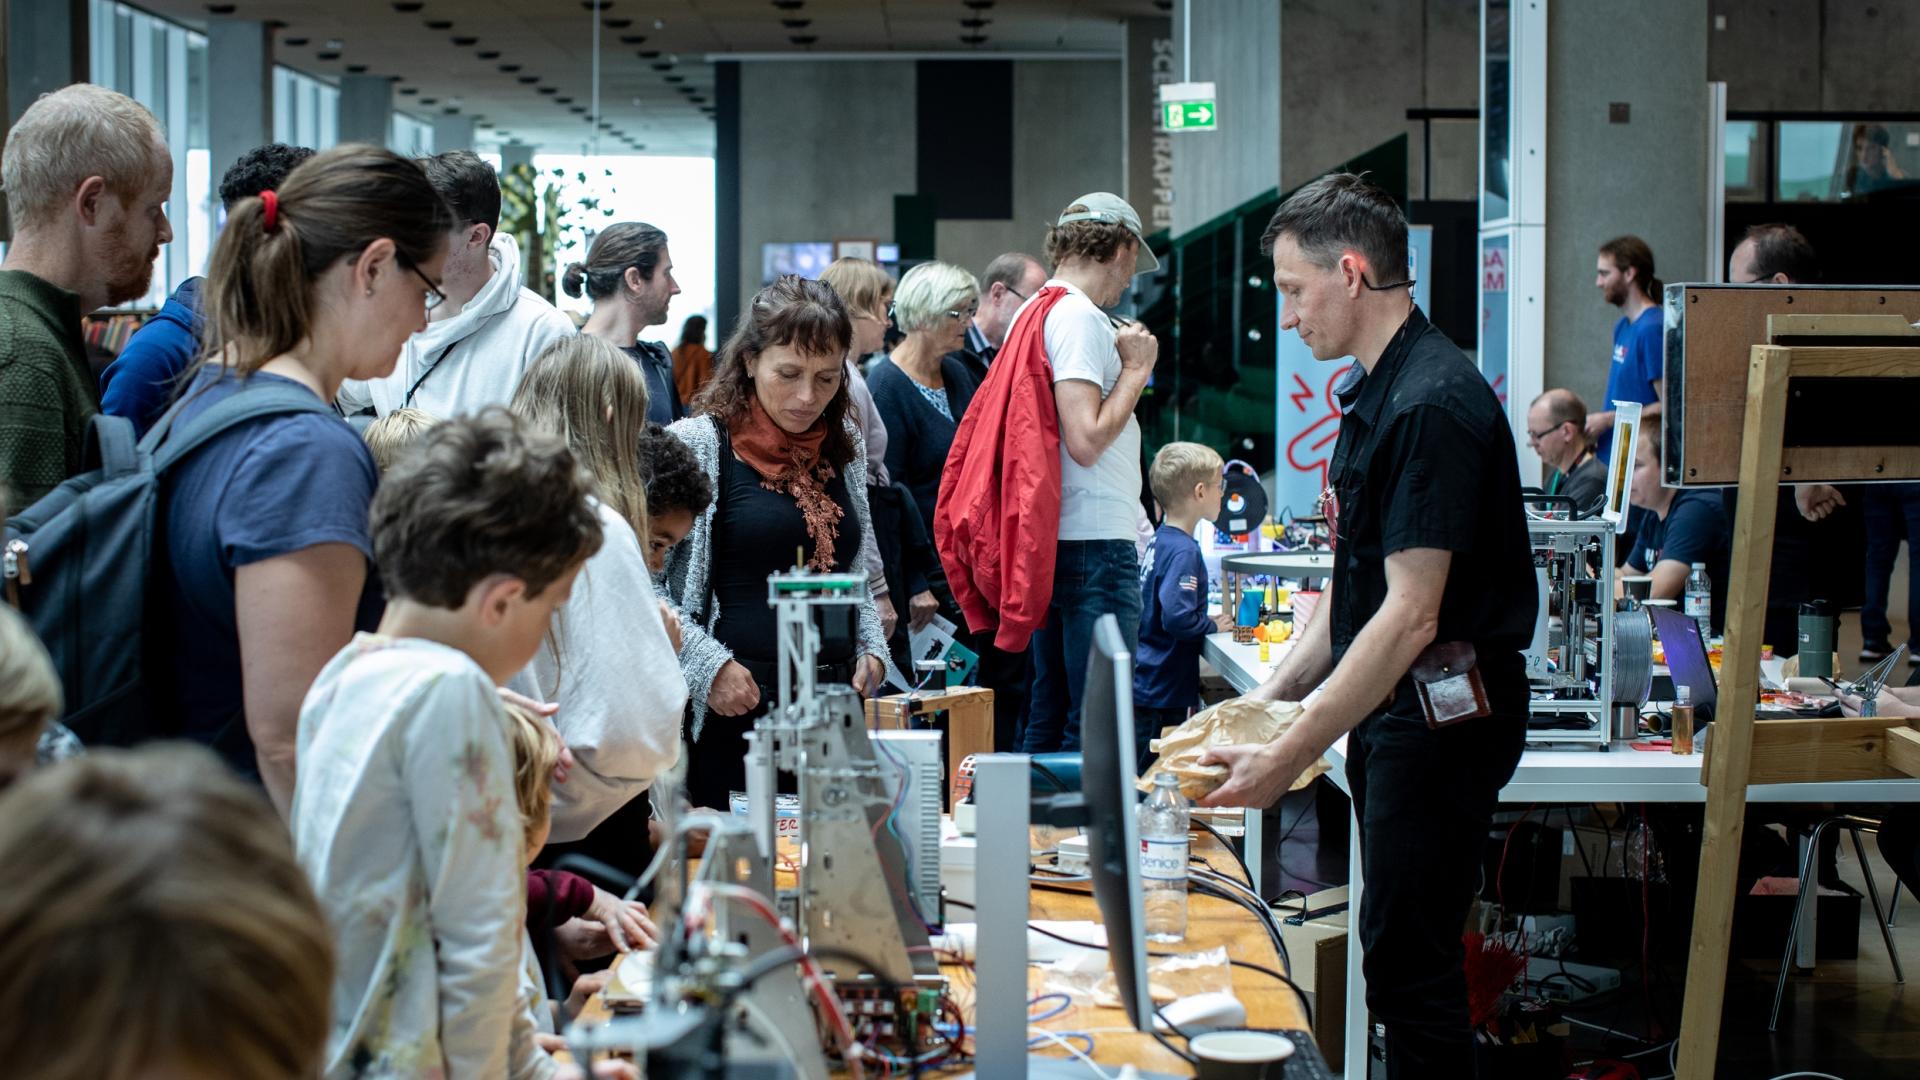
[134,0,1167,156]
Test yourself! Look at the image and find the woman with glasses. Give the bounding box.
[866,262,984,631]
[155,146,452,816]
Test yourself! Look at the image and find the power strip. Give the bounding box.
[1055,833,1090,875]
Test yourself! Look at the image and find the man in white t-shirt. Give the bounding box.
[1019,192,1161,753]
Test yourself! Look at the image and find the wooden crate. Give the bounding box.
[1662,284,1920,486]
[865,687,994,811]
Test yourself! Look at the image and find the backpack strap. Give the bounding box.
[152,383,336,473]
[82,414,141,480]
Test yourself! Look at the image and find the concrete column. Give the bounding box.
[338,74,394,149]
[6,0,87,123]
[433,113,475,154]
[1168,0,1280,236]
[1541,0,1710,403]
[207,20,273,183]
[501,141,535,173]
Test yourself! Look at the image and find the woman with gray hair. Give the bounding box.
[867,262,982,635]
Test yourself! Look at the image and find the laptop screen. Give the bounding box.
[1646,603,1718,721]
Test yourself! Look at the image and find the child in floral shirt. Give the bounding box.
[293,411,603,1080]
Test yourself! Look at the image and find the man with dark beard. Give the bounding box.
[1583,235,1663,462]
[0,83,173,507]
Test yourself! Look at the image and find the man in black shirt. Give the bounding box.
[1200,173,1535,1078]
[1527,388,1607,515]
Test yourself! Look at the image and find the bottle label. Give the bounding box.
[1685,595,1710,620]
[1140,838,1189,882]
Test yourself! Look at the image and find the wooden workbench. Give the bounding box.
[573,836,1311,1075]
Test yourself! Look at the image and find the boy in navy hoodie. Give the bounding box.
[1134,442,1229,766]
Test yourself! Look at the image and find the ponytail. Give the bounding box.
[561,261,588,299]
[203,143,453,376]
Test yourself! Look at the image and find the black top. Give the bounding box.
[709,434,861,668]
[623,341,685,426]
[1327,306,1537,713]
[868,354,980,534]
[1555,453,1608,517]
[1628,488,1732,634]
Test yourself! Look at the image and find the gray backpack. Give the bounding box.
[3,383,334,746]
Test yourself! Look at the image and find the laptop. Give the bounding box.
[1646,603,1717,727]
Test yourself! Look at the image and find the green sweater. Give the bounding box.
[0,269,93,511]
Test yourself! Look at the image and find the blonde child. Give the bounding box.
[362,406,440,472]
[1134,442,1229,765]
[293,410,603,1080]
[0,606,62,789]
[0,744,334,1080]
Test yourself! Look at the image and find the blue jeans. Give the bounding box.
[1861,483,1920,649]
[1022,540,1143,754]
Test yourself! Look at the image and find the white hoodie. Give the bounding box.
[339,233,577,418]
[508,500,687,843]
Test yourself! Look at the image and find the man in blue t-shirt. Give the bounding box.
[1586,236,1664,460]
[1623,416,1730,634]
[1133,442,1229,767]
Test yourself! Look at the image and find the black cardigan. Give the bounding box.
[867,353,980,535]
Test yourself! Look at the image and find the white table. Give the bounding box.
[1219,550,1336,581]
[1202,632,1920,1080]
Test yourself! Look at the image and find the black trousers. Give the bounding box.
[1347,706,1526,1079]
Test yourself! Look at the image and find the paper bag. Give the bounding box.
[1137,697,1328,802]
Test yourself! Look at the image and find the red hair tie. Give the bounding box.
[260,190,279,233]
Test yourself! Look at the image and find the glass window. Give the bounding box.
[1481,0,1511,223]
[1724,120,1764,202]
[1776,121,1846,202]
[87,1,206,310]
[390,112,435,157]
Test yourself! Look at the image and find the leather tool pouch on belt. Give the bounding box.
[1410,641,1490,729]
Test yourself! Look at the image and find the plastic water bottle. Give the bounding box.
[1139,772,1190,942]
[1684,562,1712,643]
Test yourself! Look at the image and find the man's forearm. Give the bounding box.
[1089,370,1149,453]
[1268,597,1436,772]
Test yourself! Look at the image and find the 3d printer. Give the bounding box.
[1523,403,1654,747]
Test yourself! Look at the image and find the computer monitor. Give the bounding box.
[1078,614,1153,1031]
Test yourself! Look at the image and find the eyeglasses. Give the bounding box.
[945,303,979,321]
[1527,422,1569,443]
[398,254,447,314]
[1005,285,1029,302]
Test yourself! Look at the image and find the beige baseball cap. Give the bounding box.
[1057,192,1161,276]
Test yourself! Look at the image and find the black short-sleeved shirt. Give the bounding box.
[1327,306,1537,714]
[1627,488,1732,634]
[1555,453,1608,517]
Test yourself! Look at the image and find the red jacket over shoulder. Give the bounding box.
[935,286,1069,652]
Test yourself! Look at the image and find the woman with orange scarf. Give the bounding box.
[661,276,891,809]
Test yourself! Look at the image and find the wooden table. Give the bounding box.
[1011,838,1312,1074]
[574,836,1310,1075]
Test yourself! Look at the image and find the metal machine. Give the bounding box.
[1523,516,1652,746]
[1523,404,1653,748]
[567,569,951,1077]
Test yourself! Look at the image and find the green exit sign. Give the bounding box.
[1162,100,1216,131]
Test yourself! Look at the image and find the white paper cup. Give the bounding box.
[1190,1030,1296,1080]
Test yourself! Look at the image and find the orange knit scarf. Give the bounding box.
[728,397,844,572]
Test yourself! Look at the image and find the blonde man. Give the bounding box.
[0,83,174,506]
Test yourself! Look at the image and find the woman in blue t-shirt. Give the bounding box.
[157,145,453,815]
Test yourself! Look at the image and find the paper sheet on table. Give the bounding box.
[1138,697,1327,802]
[884,614,980,692]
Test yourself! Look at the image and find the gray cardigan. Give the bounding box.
[663,413,891,738]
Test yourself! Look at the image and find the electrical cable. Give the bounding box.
[1190,816,1257,892]
[1026,1026,1117,1079]
[1190,869,1294,978]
